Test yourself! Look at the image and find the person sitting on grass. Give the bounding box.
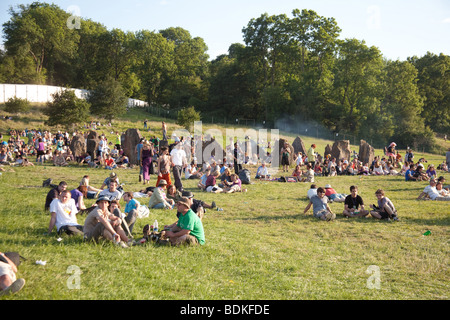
[405,164,417,181]
[343,185,370,218]
[255,162,270,180]
[205,170,223,193]
[83,196,130,248]
[324,184,347,203]
[163,197,206,246]
[120,192,140,235]
[223,173,247,193]
[46,190,84,236]
[292,165,303,180]
[369,189,399,221]
[98,179,122,201]
[148,179,174,209]
[198,168,210,191]
[307,184,317,200]
[426,164,437,179]
[303,187,336,221]
[44,181,68,211]
[0,252,25,296]
[53,150,68,167]
[436,181,450,197]
[104,153,117,170]
[413,165,429,181]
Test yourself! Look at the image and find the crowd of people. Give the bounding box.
[1,119,449,296]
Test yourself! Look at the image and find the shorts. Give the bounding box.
[58,225,83,236]
[172,234,199,246]
[313,209,328,219]
[0,261,16,282]
[84,223,106,242]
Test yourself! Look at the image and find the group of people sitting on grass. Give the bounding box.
[42,171,208,249]
[304,184,399,222]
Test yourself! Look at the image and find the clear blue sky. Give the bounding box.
[1,0,449,61]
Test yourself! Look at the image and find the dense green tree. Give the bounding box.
[88,77,128,121]
[409,52,450,134]
[2,2,80,84]
[331,38,384,133]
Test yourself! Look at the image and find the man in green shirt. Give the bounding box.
[164,197,205,246]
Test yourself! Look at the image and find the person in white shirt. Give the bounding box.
[417,179,450,201]
[170,142,187,191]
[47,190,83,236]
[255,162,270,179]
[307,184,318,200]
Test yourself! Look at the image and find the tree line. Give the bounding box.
[0,2,448,152]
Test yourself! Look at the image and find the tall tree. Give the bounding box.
[2,2,80,84]
[410,52,450,134]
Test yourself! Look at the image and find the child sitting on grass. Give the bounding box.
[369,189,399,221]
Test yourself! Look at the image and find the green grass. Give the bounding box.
[1,163,449,300]
[0,107,449,300]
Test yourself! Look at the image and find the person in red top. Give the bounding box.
[324,184,346,203]
[105,154,117,170]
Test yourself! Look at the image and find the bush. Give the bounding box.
[44,89,91,129]
[4,97,30,113]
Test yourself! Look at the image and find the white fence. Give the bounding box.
[0,84,148,108]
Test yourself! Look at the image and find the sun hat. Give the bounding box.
[325,184,332,189]
[176,197,191,209]
[96,196,111,203]
[158,179,168,186]
[182,191,194,198]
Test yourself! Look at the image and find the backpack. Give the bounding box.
[238,169,252,185]
[0,252,26,267]
[138,205,150,218]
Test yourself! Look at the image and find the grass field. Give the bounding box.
[0,107,449,301]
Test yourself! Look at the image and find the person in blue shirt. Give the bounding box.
[405,164,417,181]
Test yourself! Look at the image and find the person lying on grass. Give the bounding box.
[343,185,370,218]
[324,184,346,203]
[0,252,25,296]
[303,187,336,221]
[416,179,450,201]
[369,189,399,221]
[163,197,206,246]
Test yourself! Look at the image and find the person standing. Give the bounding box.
[170,142,187,191]
[162,121,168,141]
[141,140,154,185]
[307,144,316,167]
[136,138,144,182]
[233,142,242,175]
[156,146,172,187]
[446,148,450,172]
